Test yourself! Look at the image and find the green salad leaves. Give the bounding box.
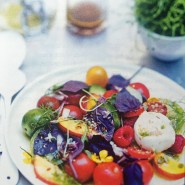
[135,0,185,36]
[161,99,185,134]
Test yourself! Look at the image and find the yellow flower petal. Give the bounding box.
[99,150,108,159]
[105,156,114,162]
[22,152,32,164]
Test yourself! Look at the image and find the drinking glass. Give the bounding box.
[66,0,107,35]
[0,0,57,37]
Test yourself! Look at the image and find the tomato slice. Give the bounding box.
[123,106,144,118]
[129,82,150,99]
[146,102,167,115]
[103,90,117,99]
[127,146,155,160]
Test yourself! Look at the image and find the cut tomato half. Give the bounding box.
[127,146,155,160]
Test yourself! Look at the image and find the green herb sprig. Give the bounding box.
[135,0,185,36]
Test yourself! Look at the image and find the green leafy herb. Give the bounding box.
[160,99,185,134]
[135,0,185,36]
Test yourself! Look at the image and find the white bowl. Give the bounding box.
[139,26,185,61]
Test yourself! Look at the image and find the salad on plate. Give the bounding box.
[21,66,185,185]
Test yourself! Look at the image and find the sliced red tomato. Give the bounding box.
[113,126,134,148]
[137,160,154,185]
[61,105,83,119]
[123,106,144,118]
[127,146,155,160]
[147,102,167,115]
[129,82,150,99]
[103,90,117,99]
[93,162,123,185]
[37,95,60,110]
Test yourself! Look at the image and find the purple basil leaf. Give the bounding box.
[62,80,88,93]
[84,107,115,141]
[115,90,141,113]
[124,163,143,185]
[108,75,130,89]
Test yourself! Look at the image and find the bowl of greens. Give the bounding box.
[135,0,185,61]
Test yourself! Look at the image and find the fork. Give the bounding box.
[0,69,26,185]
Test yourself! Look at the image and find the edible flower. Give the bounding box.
[22,151,32,164]
[91,150,113,163]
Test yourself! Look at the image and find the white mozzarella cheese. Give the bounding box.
[134,111,175,153]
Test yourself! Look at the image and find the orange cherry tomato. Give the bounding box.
[86,66,108,87]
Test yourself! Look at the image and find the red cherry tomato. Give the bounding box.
[129,82,150,99]
[127,146,155,160]
[123,106,144,118]
[93,162,123,185]
[103,90,117,99]
[137,160,154,185]
[37,95,60,110]
[146,102,167,115]
[64,153,96,183]
[66,91,85,105]
[61,105,83,119]
[113,126,134,148]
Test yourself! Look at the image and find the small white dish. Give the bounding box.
[139,26,185,62]
[0,31,26,69]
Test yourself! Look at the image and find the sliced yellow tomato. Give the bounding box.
[153,153,185,180]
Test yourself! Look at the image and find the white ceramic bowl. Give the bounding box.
[139,26,185,61]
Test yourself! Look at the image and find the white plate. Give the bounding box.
[5,63,185,185]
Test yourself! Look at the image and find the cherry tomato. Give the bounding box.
[147,102,167,115]
[137,160,154,185]
[37,96,60,110]
[66,91,85,105]
[127,146,155,160]
[93,162,123,185]
[129,82,150,99]
[123,106,144,118]
[113,126,134,148]
[61,105,83,119]
[64,153,96,183]
[103,90,117,99]
[86,66,108,87]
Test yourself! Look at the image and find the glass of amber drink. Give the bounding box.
[66,0,107,35]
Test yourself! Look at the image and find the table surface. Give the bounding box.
[15,0,184,184]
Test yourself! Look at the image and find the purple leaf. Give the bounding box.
[108,75,130,89]
[115,90,141,113]
[84,107,115,141]
[62,80,88,93]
